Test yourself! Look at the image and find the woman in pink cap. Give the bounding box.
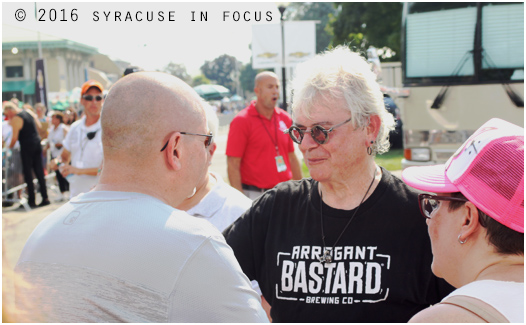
[403,118,524,323]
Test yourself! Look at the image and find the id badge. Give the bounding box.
[275,155,287,172]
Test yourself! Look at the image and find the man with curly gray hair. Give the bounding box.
[223,46,453,322]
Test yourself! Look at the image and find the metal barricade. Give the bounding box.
[2,146,29,209]
[2,144,61,211]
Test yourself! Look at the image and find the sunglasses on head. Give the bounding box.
[418,193,469,219]
[87,130,98,140]
[82,94,104,102]
[284,117,352,145]
[160,132,214,152]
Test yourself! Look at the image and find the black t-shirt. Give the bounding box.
[16,110,41,148]
[223,168,454,323]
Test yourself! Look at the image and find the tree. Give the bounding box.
[328,2,402,61]
[200,54,239,93]
[284,2,337,54]
[163,62,191,84]
[192,74,211,87]
[239,59,260,98]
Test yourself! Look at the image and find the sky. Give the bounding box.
[2,2,285,76]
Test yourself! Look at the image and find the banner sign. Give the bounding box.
[252,21,316,69]
[35,59,48,108]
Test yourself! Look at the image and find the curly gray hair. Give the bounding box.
[290,46,395,155]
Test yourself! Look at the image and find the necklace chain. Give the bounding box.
[319,167,377,264]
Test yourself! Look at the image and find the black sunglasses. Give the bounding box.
[87,130,98,140]
[284,117,352,145]
[82,94,104,102]
[160,132,213,152]
[418,194,469,219]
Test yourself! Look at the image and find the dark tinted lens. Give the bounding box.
[422,198,439,218]
[290,128,303,144]
[83,95,103,101]
[312,126,328,144]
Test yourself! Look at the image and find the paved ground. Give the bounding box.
[1,115,401,321]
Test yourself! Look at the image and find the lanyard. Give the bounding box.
[258,112,280,156]
[78,123,99,161]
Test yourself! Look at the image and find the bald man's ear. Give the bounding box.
[164,133,183,171]
[208,142,217,158]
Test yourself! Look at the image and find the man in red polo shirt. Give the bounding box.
[227,71,302,199]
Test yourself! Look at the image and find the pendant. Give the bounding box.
[319,250,333,264]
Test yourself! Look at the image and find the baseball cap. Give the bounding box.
[81,80,104,96]
[402,118,524,233]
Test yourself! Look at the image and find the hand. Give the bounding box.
[55,143,63,149]
[49,159,59,171]
[59,164,77,177]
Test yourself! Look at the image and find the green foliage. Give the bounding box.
[163,62,191,84]
[200,54,239,93]
[191,74,211,87]
[374,148,403,171]
[284,2,337,54]
[328,2,402,61]
[239,59,259,97]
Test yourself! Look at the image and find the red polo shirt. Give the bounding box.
[226,101,295,189]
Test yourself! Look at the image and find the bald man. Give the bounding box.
[226,71,302,200]
[14,72,269,323]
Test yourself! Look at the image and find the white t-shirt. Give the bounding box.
[48,123,67,158]
[15,191,268,323]
[186,172,262,295]
[2,120,19,149]
[187,172,252,231]
[62,117,103,197]
[443,279,524,323]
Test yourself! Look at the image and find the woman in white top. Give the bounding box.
[403,118,524,323]
[46,111,69,195]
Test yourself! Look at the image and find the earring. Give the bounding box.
[367,140,374,156]
[458,234,467,244]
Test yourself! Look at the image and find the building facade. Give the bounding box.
[2,38,100,105]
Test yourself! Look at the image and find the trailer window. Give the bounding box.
[482,4,524,70]
[406,7,476,78]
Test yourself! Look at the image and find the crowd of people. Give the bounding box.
[2,91,84,205]
[4,47,524,323]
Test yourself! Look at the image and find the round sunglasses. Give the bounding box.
[284,117,352,145]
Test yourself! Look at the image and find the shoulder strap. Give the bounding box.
[440,295,509,323]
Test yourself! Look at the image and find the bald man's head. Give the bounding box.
[255,71,279,88]
[101,72,206,162]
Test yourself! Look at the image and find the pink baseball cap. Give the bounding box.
[402,118,524,233]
